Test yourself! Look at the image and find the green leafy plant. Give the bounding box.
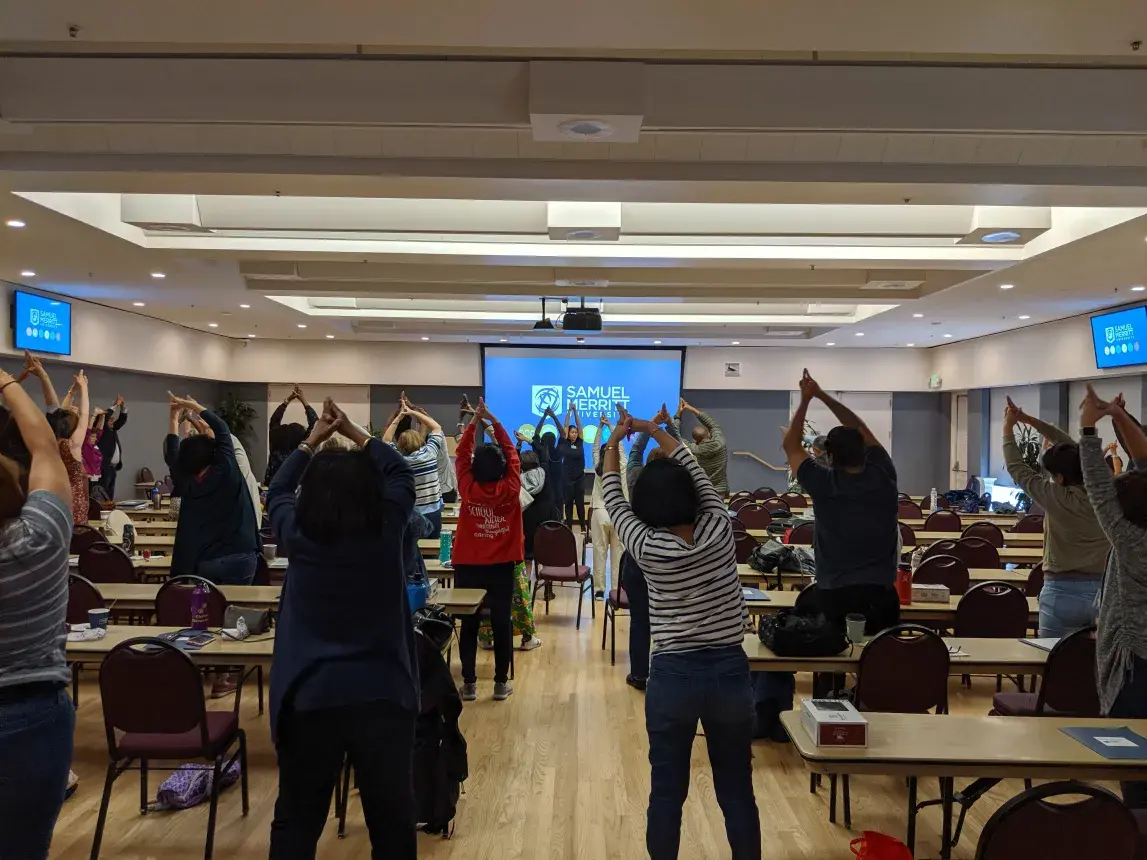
[787,418,822,492]
[366,421,385,440]
[1014,424,1043,511]
[215,391,257,444]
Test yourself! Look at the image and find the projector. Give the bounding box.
[561,307,602,332]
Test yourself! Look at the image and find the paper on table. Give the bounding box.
[1061,726,1147,760]
[1020,637,1060,652]
[742,587,770,602]
[947,645,970,659]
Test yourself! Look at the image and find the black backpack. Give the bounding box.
[758,608,847,658]
[414,631,468,836]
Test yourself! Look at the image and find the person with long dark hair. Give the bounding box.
[453,398,522,701]
[267,398,419,859]
[264,385,318,486]
[0,367,76,859]
[554,404,587,530]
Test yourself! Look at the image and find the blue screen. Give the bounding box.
[482,347,683,461]
[1092,306,1147,369]
[13,291,72,356]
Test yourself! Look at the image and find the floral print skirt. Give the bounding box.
[479,561,535,644]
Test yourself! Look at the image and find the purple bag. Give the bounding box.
[155,761,240,810]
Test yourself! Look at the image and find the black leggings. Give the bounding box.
[454,562,515,685]
[563,479,586,529]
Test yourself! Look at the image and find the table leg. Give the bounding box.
[829,774,837,824]
[940,776,954,860]
[906,776,917,855]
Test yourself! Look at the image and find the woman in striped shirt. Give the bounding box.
[602,415,759,860]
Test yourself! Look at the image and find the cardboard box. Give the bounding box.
[911,582,951,604]
[800,698,868,748]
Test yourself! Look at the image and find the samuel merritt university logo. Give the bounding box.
[531,385,563,418]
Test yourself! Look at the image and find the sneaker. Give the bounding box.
[460,682,477,701]
[518,636,542,651]
[209,674,238,699]
[594,590,605,600]
[770,723,791,744]
[625,674,647,692]
[65,770,78,800]
[479,640,494,650]
[493,681,514,701]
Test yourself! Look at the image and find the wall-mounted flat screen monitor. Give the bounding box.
[12,290,72,356]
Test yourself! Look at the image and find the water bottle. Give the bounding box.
[929,487,938,512]
[121,523,135,555]
[910,545,926,571]
[438,530,453,565]
[151,487,162,510]
[190,582,209,631]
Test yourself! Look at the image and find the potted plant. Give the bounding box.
[215,391,257,446]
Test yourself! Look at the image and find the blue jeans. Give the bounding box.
[645,646,761,860]
[197,551,257,586]
[422,508,443,541]
[1109,655,1147,808]
[1038,577,1099,638]
[0,685,74,860]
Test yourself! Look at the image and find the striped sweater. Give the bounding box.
[603,443,748,655]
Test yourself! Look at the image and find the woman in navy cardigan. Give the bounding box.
[266,399,419,860]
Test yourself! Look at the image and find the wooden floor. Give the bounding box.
[52,586,1083,860]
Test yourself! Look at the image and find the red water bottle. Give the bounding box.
[895,564,913,605]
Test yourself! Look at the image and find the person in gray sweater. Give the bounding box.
[1080,385,1147,808]
[1002,397,1110,636]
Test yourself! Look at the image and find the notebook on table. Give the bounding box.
[742,588,769,602]
[1061,726,1147,760]
[1020,637,1060,652]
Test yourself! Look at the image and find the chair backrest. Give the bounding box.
[954,536,1001,569]
[67,574,105,624]
[734,532,760,564]
[933,494,951,509]
[70,524,103,555]
[1028,501,1046,517]
[87,497,104,521]
[762,497,790,514]
[729,491,753,502]
[974,781,1138,860]
[794,582,822,615]
[78,542,137,584]
[154,575,228,627]
[751,487,778,501]
[99,638,211,754]
[924,509,963,532]
[898,500,923,519]
[735,503,772,531]
[252,553,271,586]
[779,492,808,508]
[898,522,917,548]
[913,554,970,595]
[1026,563,1044,597]
[963,520,1005,547]
[533,521,581,569]
[729,496,754,513]
[787,522,815,546]
[921,539,961,563]
[955,581,1030,637]
[856,624,950,714]
[898,492,913,501]
[1012,514,1046,534]
[1038,626,1100,716]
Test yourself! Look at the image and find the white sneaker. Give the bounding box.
[518,636,542,651]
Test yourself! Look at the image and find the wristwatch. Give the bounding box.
[1081,427,1097,436]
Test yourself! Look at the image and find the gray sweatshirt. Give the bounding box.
[1081,433,1147,714]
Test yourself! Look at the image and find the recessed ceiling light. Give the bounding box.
[943,334,953,338]
[208,322,218,328]
[999,284,1014,290]
[557,118,614,141]
[912,313,924,318]
[731,341,741,345]
[132,302,145,307]
[826,342,835,347]
[855,332,864,337]
[653,340,662,345]
[6,219,25,228]
[906,343,915,347]
[1133,286,1146,292]
[239,303,250,309]
[564,229,600,241]
[499,338,508,342]
[421,336,430,341]
[326,334,334,339]
[20,270,34,278]
[297,323,307,329]
[982,230,1021,244]
[1018,314,1031,320]
[150,272,165,279]
[247,333,257,338]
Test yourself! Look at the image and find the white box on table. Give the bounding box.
[800,698,868,748]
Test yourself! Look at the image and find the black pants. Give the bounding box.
[441,489,457,505]
[622,554,650,680]
[454,562,515,684]
[563,479,586,529]
[815,584,901,696]
[97,464,117,499]
[1110,655,1147,808]
[269,699,416,860]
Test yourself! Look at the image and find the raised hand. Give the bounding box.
[1003,401,1022,429]
[74,369,88,390]
[606,415,633,446]
[474,396,497,425]
[798,368,821,402]
[1080,384,1110,428]
[652,402,671,425]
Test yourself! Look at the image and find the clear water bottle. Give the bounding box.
[930,487,938,512]
[190,582,209,630]
[438,530,453,564]
[121,523,135,555]
[910,545,926,571]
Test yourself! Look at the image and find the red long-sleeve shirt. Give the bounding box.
[452,422,523,566]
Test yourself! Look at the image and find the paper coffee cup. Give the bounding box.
[262,544,277,561]
[88,607,110,630]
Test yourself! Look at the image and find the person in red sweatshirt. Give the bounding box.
[453,398,523,702]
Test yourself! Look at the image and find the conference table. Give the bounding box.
[738,565,1032,588]
[908,531,1043,547]
[67,624,277,669]
[781,711,1147,859]
[743,532,1043,565]
[745,588,1039,625]
[743,633,1049,675]
[91,583,487,616]
[91,519,177,534]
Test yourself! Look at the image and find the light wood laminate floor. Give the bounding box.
[51,587,1083,860]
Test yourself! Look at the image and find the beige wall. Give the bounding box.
[686,346,932,392]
